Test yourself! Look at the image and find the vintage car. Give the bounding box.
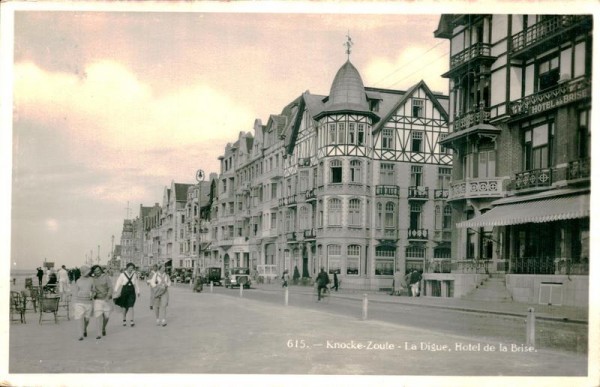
[202,267,222,286]
[224,267,251,289]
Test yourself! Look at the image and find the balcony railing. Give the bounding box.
[425,259,452,273]
[449,177,507,200]
[452,260,491,274]
[408,186,429,199]
[305,188,317,201]
[376,185,400,197]
[453,105,491,131]
[510,256,555,275]
[514,168,552,190]
[511,16,590,53]
[567,158,591,181]
[450,42,492,69]
[509,77,591,117]
[303,228,317,239]
[407,228,428,240]
[434,189,449,200]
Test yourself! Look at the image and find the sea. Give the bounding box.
[9,269,42,290]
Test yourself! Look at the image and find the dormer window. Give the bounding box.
[370,99,380,112]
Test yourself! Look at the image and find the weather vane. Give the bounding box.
[344,32,353,60]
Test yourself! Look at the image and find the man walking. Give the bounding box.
[36,267,44,286]
[409,269,422,297]
[316,267,330,301]
[57,265,69,294]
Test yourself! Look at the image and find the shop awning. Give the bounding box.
[457,194,590,228]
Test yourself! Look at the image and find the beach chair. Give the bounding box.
[38,291,60,324]
[57,293,71,320]
[22,286,39,313]
[10,291,26,324]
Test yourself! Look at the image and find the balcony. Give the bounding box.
[449,177,508,200]
[567,158,591,183]
[443,43,496,78]
[434,189,449,200]
[509,77,591,118]
[453,105,491,132]
[513,168,552,191]
[425,259,452,274]
[407,228,428,240]
[408,186,429,200]
[376,185,400,197]
[432,230,452,243]
[303,228,317,240]
[511,16,592,59]
[305,188,317,202]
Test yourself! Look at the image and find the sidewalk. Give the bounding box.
[251,282,589,323]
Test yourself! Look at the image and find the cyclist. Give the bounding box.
[316,267,330,301]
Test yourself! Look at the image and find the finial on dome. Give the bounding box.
[344,32,353,60]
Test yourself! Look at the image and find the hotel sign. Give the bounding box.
[510,78,591,117]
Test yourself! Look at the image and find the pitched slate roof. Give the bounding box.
[174,183,194,202]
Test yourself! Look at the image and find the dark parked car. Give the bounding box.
[224,267,251,289]
[203,267,222,286]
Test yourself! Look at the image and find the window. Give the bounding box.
[380,163,395,185]
[382,128,393,149]
[538,55,560,91]
[328,198,342,226]
[384,202,395,228]
[578,109,591,159]
[412,99,425,118]
[410,202,422,229]
[222,179,227,193]
[410,165,423,187]
[376,203,383,228]
[338,123,346,144]
[329,123,336,144]
[327,245,342,274]
[375,247,395,275]
[348,123,356,144]
[439,134,450,154]
[347,245,360,275]
[435,205,442,230]
[443,205,452,229]
[478,150,496,178]
[411,131,423,152]
[270,213,277,230]
[350,160,362,183]
[348,199,361,226]
[523,122,553,170]
[437,167,452,189]
[229,202,234,215]
[330,159,342,183]
[357,124,365,145]
[271,183,278,199]
[285,210,293,232]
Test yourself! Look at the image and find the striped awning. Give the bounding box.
[457,194,590,228]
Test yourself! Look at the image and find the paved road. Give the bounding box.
[216,284,588,354]
[7,282,591,386]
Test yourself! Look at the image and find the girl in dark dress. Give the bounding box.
[113,263,140,327]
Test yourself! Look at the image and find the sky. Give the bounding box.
[3,1,596,271]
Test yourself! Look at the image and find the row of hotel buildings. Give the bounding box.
[111,14,591,307]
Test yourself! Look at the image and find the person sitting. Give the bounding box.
[43,272,58,293]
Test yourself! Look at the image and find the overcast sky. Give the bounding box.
[4,1,596,271]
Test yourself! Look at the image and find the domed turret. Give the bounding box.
[326,60,369,112]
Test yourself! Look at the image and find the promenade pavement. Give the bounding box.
[6,279,594,387]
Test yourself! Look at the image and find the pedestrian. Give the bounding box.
[150,263,171,327]
[57,265,69,294]
[36,267,44,286]
[331,272,339,292]
[147,264,158,310]
[43,271,58,293]
[409,269,422,297]
[281,269,290,287]
[71,265,94,341]
[113,263,141,327]
[91,265,112,339]
[316,267,330,301]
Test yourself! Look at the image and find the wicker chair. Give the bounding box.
[10,291,26,324]
[39,293,60,324]
[57,293,71,320]
[22,286,39,313]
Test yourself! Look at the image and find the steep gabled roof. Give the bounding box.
[174,183,194,202]
[373,80,449,135]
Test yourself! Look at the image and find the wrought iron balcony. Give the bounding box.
[567,158,591,181]
[510,256,555,275]
[511,16,592,58]
[376,185,400,197]
[408,186,429,200]
[434,189,449,200]
[513,168,552,191]
[453,104,491,131]
[407,228,428,240]
[303,228,316,239]
[509,77,591,118]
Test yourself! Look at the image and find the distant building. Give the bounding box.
[119,220,134,269]
[435,14,591,306]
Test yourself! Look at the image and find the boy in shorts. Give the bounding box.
[72,265,94,341]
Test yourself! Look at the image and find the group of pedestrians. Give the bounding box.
[70,262,149,341]
[146,263,171,327]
